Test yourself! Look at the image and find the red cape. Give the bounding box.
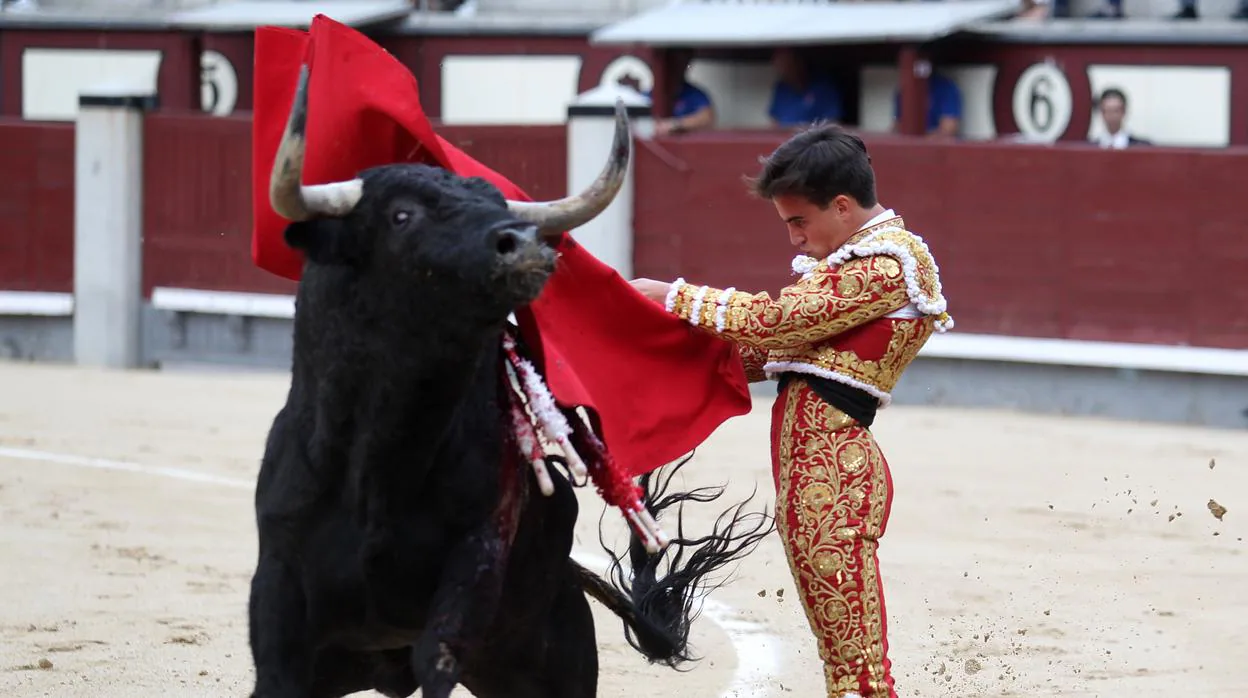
[251,16,752,477]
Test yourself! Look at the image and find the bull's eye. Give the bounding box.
[392,210,411,226]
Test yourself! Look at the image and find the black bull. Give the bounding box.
[247,65,774,698]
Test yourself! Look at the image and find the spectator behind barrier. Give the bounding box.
[1173,0,1248,18]
[1091,87,1151,149]
[644,49,716,136]
[892,71,962,138]
[766,47,844,128]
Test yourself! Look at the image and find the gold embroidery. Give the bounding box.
[836,274,864,298]
[738,345,768,383]
[672,256,910,350]
[775,381,894,697]
[853,226,947,315]
[875,257,901,279]
[765,316,933,399]
[668,223,945,408]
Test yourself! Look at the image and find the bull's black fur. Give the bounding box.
[247,162,774,698]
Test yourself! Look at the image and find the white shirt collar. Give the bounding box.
[1097,130,1130,149]
[858,207,896,231]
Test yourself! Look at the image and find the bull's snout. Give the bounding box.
[490,223,539,257]
[490,221,556,304]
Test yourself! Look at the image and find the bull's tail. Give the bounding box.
[584,452,775,668]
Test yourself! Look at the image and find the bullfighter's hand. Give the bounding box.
[630,278,672,305]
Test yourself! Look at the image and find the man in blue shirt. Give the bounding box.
[892,71,962,138]
[644,49,716,136]
[767,47,844,128]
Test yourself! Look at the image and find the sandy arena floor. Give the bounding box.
[0,360,1245,697]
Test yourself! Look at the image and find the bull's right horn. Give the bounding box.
[269,64,364,221]
[504,98,631,241]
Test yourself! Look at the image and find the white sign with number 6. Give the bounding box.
[1012,62,1073,142]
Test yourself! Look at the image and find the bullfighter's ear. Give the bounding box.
[284,220,360,266]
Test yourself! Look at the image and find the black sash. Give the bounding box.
[776,372,878,428]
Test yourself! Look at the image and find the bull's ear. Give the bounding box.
[284,219,361,266]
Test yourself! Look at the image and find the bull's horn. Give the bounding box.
[269,64,364,221]
[506,99,631,240]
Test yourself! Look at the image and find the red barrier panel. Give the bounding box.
[634,132,1248,350]
[140,117,567,296]
[0,116,566,299]
[142,112,293,297]
[435,124,568,201]
[0,118,74,293]
[7,113,1241,351]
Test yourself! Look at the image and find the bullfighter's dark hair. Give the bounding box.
[745,121,878,209]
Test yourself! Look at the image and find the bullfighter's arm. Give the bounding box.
[664,256,910,350]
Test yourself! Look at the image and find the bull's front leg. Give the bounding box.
[410,523,510,698]
[248,554,314,698]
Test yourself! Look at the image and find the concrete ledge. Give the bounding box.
[148,287,1248,379]
[150,287,295,319]
[919,332,1248,378]
[892,356,1248,430]
[0,292,74,317]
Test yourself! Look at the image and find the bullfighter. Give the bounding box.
[630,123,953,698]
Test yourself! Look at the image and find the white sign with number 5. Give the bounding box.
[1012,62,1073,142]
[200,50,238,117]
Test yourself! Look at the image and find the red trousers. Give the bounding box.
[770,379,897,698]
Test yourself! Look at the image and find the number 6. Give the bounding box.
[1012,63,1072,141]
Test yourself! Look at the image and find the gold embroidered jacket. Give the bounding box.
[664,215,952,406]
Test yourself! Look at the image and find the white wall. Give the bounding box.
[22,48,162,121]
[1086,65,1230,147]
[21,47,240,120]
[440,55,584,125]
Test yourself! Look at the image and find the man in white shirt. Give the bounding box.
[1092,87,1151,149]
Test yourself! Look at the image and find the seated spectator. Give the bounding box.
[767,47,843,127]
[1173,0,1248,18]
[892,71,962,138]
[644,49,715,136]
[1090,87,1150,148]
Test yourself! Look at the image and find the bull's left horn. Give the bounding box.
[269,64,364,221]
[505,99,631,241]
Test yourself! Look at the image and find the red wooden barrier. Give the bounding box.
[0,118,74,293]
[142,113,292,296]
[139,117,567,296]
[435,124,568,201]
[4,113,1244,352]
[633,132,1248,350]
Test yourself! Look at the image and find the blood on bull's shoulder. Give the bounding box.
[246,62,774,698]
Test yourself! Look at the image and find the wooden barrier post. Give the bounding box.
[72,89,156,369]
[565,83,652,278]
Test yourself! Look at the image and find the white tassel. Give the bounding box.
[504,361,555,497]
[714,287,735,333]
[688,285,710,326]
[664,277,686,313]
[791,254,819,276]
[502,334,588,483]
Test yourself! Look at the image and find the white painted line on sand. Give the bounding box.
[0,444,782,698]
